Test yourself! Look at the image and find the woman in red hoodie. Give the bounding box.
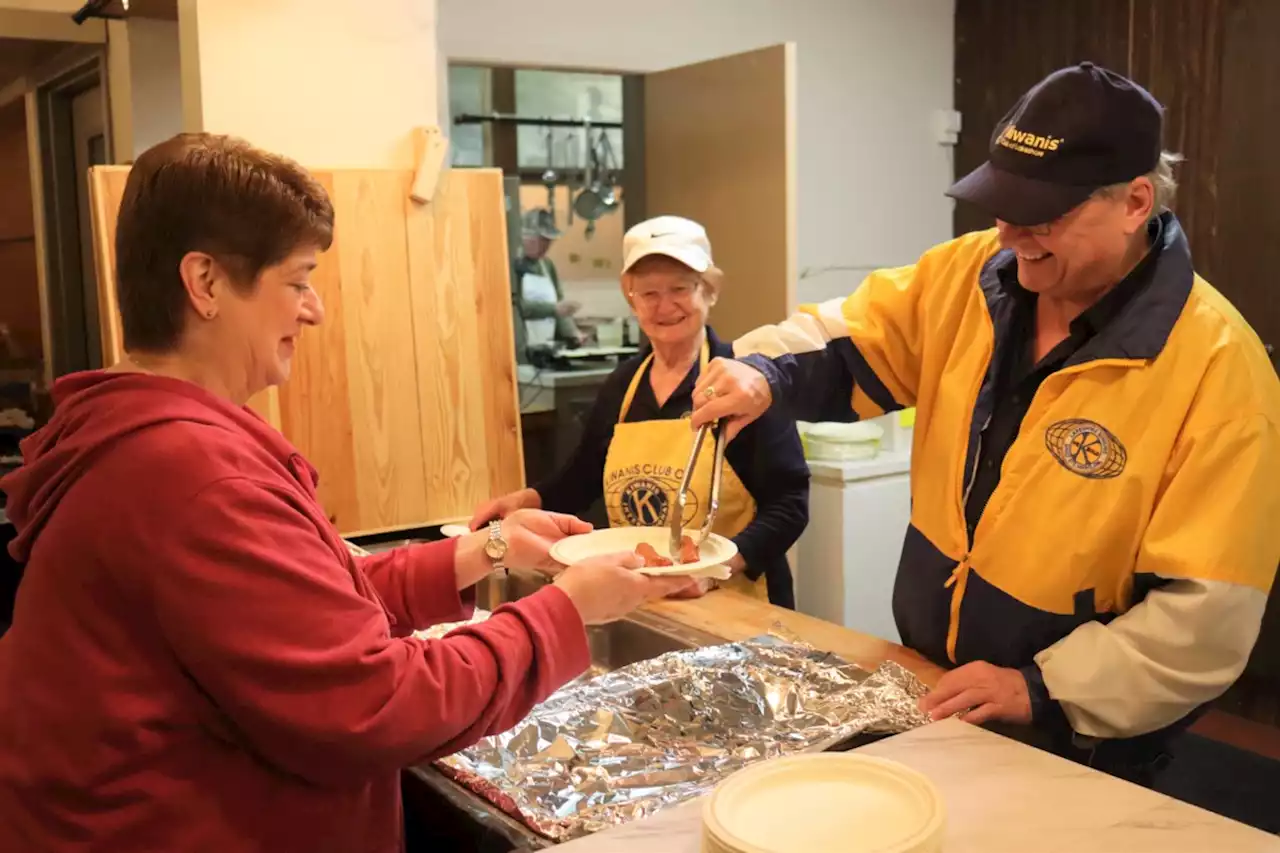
[0,133,687,852]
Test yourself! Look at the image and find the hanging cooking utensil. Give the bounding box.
[564,130,579,226]
[541,125,558,226]
[572,119,598,225]
[594,129,621,217]
[573,128,621,231]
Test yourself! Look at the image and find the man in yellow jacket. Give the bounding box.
[692,62,1280,785]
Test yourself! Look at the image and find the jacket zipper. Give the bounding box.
[947,349,993,664]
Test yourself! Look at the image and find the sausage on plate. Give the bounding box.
[635,542,673,568]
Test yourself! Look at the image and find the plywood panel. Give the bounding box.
[407,169,490,518]
[468,171,526,500]
[406,168,525,518]
[276,172,361,529]
[644,44,797,341]
[86,165,127,366]
[330,170,430,531]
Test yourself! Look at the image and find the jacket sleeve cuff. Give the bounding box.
[1020,663,1073,737]
[741,353,785,407]
[732,537,766,581]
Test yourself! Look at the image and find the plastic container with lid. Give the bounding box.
[798,421,886,462]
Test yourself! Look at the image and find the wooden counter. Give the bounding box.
[639,588,947,687]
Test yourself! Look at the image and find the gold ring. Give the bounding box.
[704,386,717,399]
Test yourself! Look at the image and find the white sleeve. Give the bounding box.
[1035,578,1267,738]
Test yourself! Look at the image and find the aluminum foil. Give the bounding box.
[434,635,931,842]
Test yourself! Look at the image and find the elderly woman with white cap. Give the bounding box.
[474,216,809,607]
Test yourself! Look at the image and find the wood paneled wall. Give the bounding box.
[954,0,1279,354]
[955,0,1280,710]
[0,98,43,364]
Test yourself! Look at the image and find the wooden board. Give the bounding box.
[86,163,126,366]
[643,45,797,341]
[87,164,525,535]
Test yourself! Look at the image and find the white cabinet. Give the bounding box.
[795,417,911,642]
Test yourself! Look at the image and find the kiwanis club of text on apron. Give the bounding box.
[602,341,767,600]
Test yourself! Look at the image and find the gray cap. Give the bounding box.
[522,207,561,239]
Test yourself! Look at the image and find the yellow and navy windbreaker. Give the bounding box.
[735,213,1280,742]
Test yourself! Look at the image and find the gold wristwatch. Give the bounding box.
[484,519,509,575]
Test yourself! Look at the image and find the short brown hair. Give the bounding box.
[116,133,334,352]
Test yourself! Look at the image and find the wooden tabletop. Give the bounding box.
[641,588,947,687]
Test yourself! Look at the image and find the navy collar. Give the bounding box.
[980,211,1194,362]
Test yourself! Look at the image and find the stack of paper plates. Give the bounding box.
[702,753,944,853]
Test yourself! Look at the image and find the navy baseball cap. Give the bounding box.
[947,62,1164,227]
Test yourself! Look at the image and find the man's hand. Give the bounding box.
[919,661,1032,726]
[664,577,716,600]
[691,357,773,440]
[469,488,541,531]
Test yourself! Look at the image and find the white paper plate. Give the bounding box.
[439,524,471,538]
[703,753,945,853]
[549,526,738,576]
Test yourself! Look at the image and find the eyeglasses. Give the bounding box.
[628,280,700,309]
[1021,187,1121,235]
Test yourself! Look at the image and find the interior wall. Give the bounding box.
[437,0,957,308]
[127,17,181,157]
[180,0,438,169]
[0,97,41,362]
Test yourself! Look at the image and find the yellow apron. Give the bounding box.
[603,341,768,600]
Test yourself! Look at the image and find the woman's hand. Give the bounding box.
[691,357,773,440]
[469,488,541,531]
[502,509,591,574]
[455,509,589,589]
[555,553,694,625]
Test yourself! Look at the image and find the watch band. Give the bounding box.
[487,519,509,576]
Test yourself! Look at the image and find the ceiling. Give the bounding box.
[84,0,177,20]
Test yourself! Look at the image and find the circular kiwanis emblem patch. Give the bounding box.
[1045,419,1127,479]
[619,477,672,526]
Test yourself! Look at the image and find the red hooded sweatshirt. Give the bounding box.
[0,371,589,852]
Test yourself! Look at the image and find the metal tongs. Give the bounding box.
[669,421,727,557]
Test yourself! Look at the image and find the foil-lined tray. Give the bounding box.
[434,634,931,842]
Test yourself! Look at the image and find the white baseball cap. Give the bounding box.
[621,215,713,273]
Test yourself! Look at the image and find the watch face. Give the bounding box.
[484,538,508,559]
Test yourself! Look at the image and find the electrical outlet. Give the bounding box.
[932,109,962,146]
